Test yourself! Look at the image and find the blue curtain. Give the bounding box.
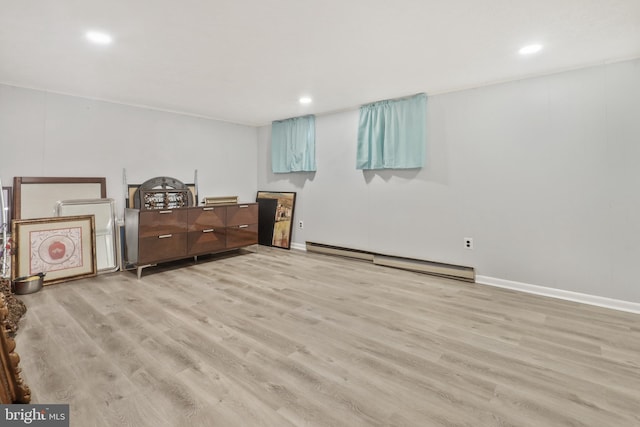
[356,93,427,170]
[271,115,316,173]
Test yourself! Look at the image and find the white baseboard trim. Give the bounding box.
[290,242,307,251]
[476,275,640,314]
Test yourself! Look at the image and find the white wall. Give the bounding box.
[258,59,640,303]
[3,60,639,304]
[0,84,258,218]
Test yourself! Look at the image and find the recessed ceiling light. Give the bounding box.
[299,96,312,105]
[86,31,113,45]
[519,44,543,55]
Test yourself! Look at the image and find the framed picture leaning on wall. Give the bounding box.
[11,215,97,285]
[256,191,296,249]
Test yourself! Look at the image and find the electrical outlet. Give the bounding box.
[298,220,304,229]
[464,237,473,250]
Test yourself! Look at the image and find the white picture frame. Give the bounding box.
[56,199,119,274]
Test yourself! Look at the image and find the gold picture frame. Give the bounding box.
[11,215,97,285]
[0,293,31,403]
[202,196,238,205]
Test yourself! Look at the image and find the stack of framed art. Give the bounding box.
[256,191,296,249]
[9,177,107,285]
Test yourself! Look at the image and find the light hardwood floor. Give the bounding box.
[14,247,640,426]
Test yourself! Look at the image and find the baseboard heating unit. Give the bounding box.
[305,241,475,282]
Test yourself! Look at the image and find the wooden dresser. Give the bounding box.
[125,203,258,278]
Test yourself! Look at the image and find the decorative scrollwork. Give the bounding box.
[0,293,31,404]
[133,176,194,210]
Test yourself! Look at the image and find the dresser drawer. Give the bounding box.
[226,224,258,248]
[139,209,188,237]
[138,232,187,264]
[187,229,226,255]
[188,206,226,231]
[227,204,258,227]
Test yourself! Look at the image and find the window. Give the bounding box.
[271,115,316,173]
[356,93,426,170]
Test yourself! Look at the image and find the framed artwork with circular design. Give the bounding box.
[11,215,97,285]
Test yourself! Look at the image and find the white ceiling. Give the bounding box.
[1,0,639,126]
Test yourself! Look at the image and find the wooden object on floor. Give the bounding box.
[14,248,640,426]
[0,293,30,404]
[0,278,27,335]
[124,203,258,278]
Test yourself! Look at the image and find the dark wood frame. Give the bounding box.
[0,293,30,403]
[256,191,296,249]
[12,215,97,285]
[13,177,106,220]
